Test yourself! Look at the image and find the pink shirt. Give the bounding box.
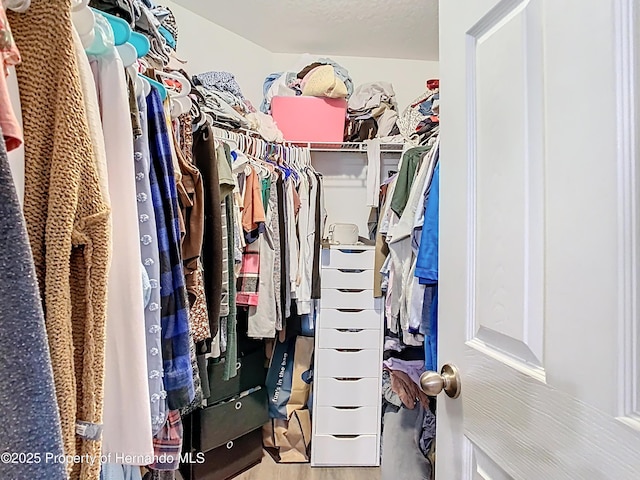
[0,6,22,151]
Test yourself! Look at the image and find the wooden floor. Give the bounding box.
[233,451,381,480]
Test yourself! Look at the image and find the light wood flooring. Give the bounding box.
[233,451,381,480]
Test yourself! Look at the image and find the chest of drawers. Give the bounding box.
[311,245,383,467]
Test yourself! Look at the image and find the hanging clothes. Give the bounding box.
[193,125,223,342]
[147,86,195,410]
[134,88,167,436]
[0,134,66,480]
[90,46,154,463]
[0,5,21,151]
[415,161,440,285]
[9,3,111,478]
[247,173,278,338]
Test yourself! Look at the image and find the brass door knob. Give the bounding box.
[419,364,461,399]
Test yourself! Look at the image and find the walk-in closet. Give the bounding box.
[0,2,440,479]
[4,0,634,479]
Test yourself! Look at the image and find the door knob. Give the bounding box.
[419,364,461,399]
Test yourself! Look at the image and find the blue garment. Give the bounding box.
[0,133,66,480]
[424,289,438,371]
[157,25,176,49]
[147,87,195,410]
[260,72,283,113]
[100,464,143,480]
[419,285,435,337]
[141,264,151,307]
[136,91,168,432]
[418,92,439,117]
[416,161,439,285]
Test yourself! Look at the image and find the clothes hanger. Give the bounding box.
[130,32,150,57]
[116,42,136,67]
[156,71,193,119]
[71,0,96,50]
[84,9,113,56]
[5,0,31,12]
[91,8,130,46]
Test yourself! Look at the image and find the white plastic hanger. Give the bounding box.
[5,0,31,12]
[71,0,99,51]
[116,42,136,67]
[156,71,193,119]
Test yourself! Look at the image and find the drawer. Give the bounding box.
[207,348,266,405]
[321,289,379,310]
[322,248,375,269]
[312,434,378,466]
[197,387,268,452]
[316,349,380,378]
[186,428,263,480]
[321,268,374,290]
[315,377,379,407]
[319,308,382,329]
[318,328,381,350]
[315,406,378,435]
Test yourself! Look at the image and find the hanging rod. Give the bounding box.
[299,142,404,153]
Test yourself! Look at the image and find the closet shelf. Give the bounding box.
[302,142,404,153]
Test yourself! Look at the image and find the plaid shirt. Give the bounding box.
[147,87,194,410]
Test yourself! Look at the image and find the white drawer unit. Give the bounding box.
[321,247,376,270]
[315,377,380,407]
[320,288,380,310]
[313,245,383,467]
[321,268,375,290]
[320,308,382,329]
[315,348,380,378]
[318,328,381,350]
[314,407,379,435]
[312,435,379,466]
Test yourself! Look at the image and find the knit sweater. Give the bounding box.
[9,2,111,479]
[0,134,67,480]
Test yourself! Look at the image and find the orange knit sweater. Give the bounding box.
[9,2,111,479]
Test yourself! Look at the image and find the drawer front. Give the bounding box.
[207,349,266,405]
[318,328,381,350]
[312,434,378,466]
[316,349,380,378]
[321,289,378,310]
[198,387,269,452]
[321,268,374,290]
[322,248,375,270]
[315,377,379,407]
[188,428,263,480]
[319,308,382,329]
[315,407,378,435]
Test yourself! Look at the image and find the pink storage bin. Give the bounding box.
[271,96,347,143]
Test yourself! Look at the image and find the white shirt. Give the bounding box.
[90,47,154,463]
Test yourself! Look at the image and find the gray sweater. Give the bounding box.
[0,135,66,479]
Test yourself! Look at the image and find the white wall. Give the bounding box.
[162,0,272,107]
[272,53,439,112]
[164,2,439,112]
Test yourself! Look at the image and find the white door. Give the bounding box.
[436,0,640,478]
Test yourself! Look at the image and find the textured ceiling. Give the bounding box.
[171,0,440,61]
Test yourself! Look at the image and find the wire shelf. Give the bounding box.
[302,142,404,153]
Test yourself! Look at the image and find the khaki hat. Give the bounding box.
[301,65,348,98]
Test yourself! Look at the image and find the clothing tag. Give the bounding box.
[75,421,103,441]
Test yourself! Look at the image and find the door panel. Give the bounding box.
[471,0,545,371]
[469,439,514,480]
[438,0,640,478]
